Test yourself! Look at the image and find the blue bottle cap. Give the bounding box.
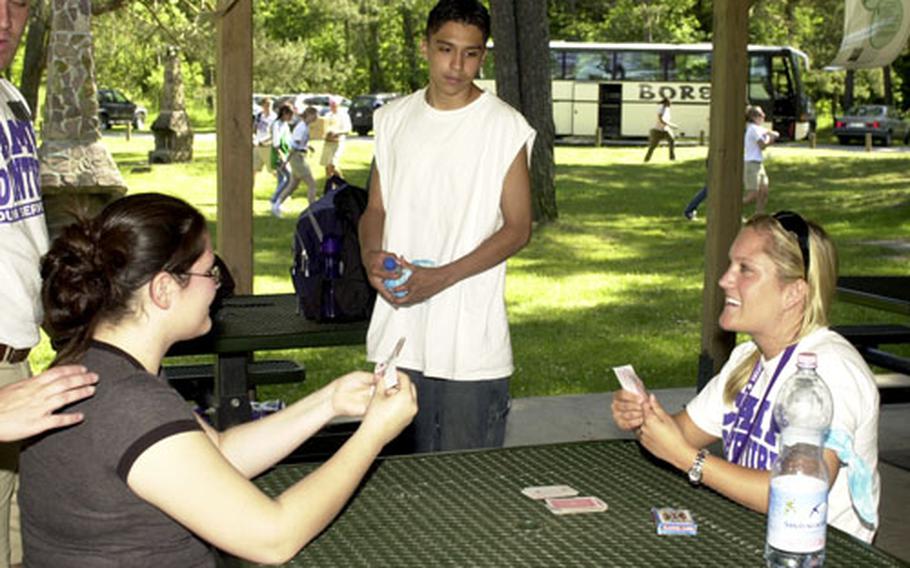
[383,257,398,271]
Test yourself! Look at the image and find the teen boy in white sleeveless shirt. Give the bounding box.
[360,0,535,452]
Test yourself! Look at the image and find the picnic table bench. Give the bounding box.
[836,277,910,384]
[167,293,368,428]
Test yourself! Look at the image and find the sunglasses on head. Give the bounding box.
[772,210,810,277]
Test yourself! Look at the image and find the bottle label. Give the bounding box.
[766,475,828,553]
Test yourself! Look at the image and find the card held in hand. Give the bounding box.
[612,364,647,398]
[374,337,406,390]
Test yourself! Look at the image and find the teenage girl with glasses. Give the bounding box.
[21,193,417,566]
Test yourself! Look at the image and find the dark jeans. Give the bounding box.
[395,369,510,453]
[684,184,708,216]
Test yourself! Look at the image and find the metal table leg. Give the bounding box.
[214,353,252,429]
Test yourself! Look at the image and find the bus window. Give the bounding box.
[615,51,663,81]
[748,55,772,100]
[566,50,613,80]
[667,52,711,82]
[550,51,564,80]
[771,55,794,98]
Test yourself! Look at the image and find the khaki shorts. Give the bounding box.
[319,140,343,167]
[289,151,313,180]
[0,361,28,565]
[252,145,272,172]
[743,161,768,192]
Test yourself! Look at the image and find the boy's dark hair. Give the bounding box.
[426,0,491,44]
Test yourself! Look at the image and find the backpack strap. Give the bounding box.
[305,207,324,243]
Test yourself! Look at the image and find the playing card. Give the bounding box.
[521,485,579,500]
[374,337,406,390]
[544,496,608,515]
[612,364,647,398]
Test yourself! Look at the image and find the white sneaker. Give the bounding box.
[271,202,282,218]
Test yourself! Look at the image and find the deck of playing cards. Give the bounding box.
[651,507,698,535]
[521,485,579,500]
[544,496,608,515]
[612,364,647,398]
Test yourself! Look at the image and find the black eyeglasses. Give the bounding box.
[772,210,810,277]
[181,264,222,288]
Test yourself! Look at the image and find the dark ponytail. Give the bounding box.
[41,193,208,365]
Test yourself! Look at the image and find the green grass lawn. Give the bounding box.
[32,133,910,402]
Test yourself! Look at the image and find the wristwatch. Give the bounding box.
[687,449,710,485]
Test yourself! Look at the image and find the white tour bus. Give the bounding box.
[477,41,815,141]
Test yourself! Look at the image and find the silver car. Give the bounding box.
[834,104,910,146]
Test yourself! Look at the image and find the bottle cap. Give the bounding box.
[383,257,397,271]
[796,352,817,369]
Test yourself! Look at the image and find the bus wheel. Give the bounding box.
[881,132,892,147]
[837,136,850,145]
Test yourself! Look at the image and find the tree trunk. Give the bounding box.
[883,66,893,106]
[489,0,557,223]
[20,0,51,114]
[400,4,421,92]
[844,69,854,111]
[368,20,383,92]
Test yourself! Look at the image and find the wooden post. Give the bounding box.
[697,0,750,390]
[126,121,131,141]
[865,132,872,152]
[699,130,705,146]
[809,131,816,149]
[595,126,602,147]
[216,0,254,294]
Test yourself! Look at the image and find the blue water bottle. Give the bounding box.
[383,257,434,298]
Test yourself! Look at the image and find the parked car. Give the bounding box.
[350,93,400,136]
[833,104,910,146]
[97,88,147,130]
[294,93,351,116]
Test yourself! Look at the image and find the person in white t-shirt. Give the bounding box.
[643,97,678,162]
[252,97,275,174]
[319,97,352,179]
[743,105,780,215]
[272,106,318,217]
[359,0,535,452]
[611,212,880,543]
[0,3,100,563]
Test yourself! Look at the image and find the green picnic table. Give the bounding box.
[221,440,906,567]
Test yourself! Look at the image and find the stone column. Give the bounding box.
[149,46,194,163]
[39,0,126,238]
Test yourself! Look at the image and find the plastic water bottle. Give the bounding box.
[320,235,342,319]
[765,352,833,568]
[383,257,435,298]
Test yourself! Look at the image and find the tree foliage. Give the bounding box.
[251,0,436,96]
[15,0,909,123]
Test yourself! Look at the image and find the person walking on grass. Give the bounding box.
[269,104,294,216]
[643,96,678,162]
[272,106,318,217]
[743,105,779,215]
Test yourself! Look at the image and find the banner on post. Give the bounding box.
[828,0,910,69]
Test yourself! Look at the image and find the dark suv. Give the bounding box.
[97,88,148,130]
[350,93,399,135]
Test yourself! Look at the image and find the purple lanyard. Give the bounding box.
[727,344,797,465]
